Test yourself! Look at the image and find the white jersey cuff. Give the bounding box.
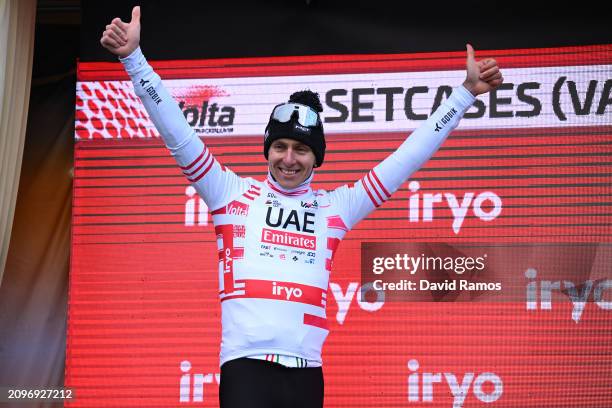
[119,46,147,76]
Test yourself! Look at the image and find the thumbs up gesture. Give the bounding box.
[462,43,504,96]
[100,6,141,58]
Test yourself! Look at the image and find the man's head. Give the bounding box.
[264,90,325,189]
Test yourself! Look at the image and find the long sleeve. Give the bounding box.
[330,85,475,229]
[120,47,249,210]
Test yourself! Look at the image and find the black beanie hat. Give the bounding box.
[263,90,326,167]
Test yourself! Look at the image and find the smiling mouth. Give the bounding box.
[279,168,299,176]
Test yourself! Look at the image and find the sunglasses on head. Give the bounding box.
[270,102,320,128]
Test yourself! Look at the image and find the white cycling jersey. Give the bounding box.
[120,47,475,367]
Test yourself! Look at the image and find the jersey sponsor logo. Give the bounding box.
[228,201,249,216]
[221,279,325,307]
[233,225,245,238]
[272,281,303,301]
[211,200,250,217]
[261,228,316,250]
[139,78,162,105]
[265,199,282,207]
[265,207,316,233]
[434,107,458,131]
[300,200,319,209]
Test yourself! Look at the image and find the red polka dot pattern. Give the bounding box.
[74,81,159,140]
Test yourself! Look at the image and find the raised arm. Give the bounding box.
[100,6,249,210]
[331,44,503,228]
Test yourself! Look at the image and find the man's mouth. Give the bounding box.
[279,168,299,176]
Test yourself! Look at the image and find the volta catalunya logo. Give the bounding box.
[176,85,235,135]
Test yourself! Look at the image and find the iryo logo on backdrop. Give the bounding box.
[525,268,612,323]
[179,360,219,403]
[407,359,503,407]
[185,186,209,226]
[407,181,502,234]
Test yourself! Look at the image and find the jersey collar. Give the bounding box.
[266,170,313,197]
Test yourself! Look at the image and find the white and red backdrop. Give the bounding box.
[66,44,612,407]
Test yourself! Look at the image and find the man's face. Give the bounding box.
[268,138,316,189]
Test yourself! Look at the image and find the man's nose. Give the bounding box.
[282,148,297,165]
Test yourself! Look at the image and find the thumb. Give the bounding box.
[466,43,475,62]
[131,6,141,24]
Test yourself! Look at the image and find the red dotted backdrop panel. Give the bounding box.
[66,45,612,407]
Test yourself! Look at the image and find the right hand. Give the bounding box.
[100,6,141,58]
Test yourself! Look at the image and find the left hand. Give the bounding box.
[462,43,504,96]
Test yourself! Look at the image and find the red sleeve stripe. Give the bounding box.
[361,179,380,207]
[180,148,207,170]
[366,173,385,204]
[370,170,390,197]
[303,313,328,331]
[245,187,261,198]
[211,206,226,215]
[242,185,261,200]
[326,215,348,232]
[183,149,211,177]
[189,157,216,183]
[233,247,244,259]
